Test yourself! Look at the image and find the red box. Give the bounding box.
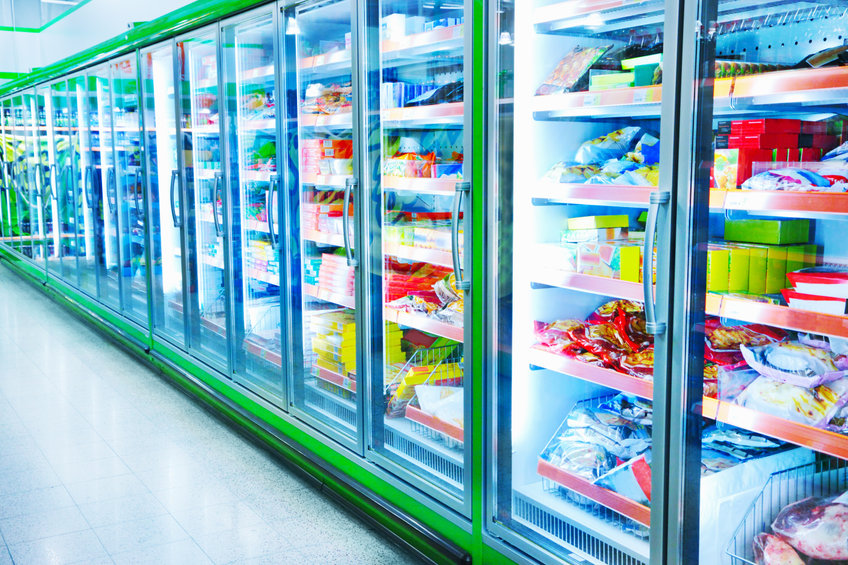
[801,121,829,135]
[301,139,323,174]
[773,148,800,162]
[728,133,798,149]
[798,134,838,150]
[713,148,773,189]
[730,119,801,135]
[321,139,353,159]
[799,148,824,162]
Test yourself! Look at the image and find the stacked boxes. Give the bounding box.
[304,257,321,286]
[246,240,279,278]
[311,311,357,377]
[318,253,355,298]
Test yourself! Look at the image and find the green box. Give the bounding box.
[707,245,729,292]
[633,64,659,87]
[785,244,806,277]
[589,71,634,90]
[765,246,787,294]
[804,244,819,268]
[567,214,629,230]
[727,245,750,294]
[724,218,810,245]
[743,245,768,295]
[621,53,663,70]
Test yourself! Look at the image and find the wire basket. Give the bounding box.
[384,343,463,418]
[726,458,848,564]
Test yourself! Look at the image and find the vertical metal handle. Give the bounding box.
[85,165,96,210]
[107,166,117,216]
[133,169,143,221]
[169,169,181,227]
[213,171,223,238]
[267,174,279,250]
[343,177,357,267]
[451,181,470,291]
[644,191,669,335]
[45,164,57,207]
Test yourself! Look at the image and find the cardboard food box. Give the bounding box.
[726,245,751,294]
[578,241,641,282]
[713,149,773,189]
[730,119,801,135]
[728,133,799,150]
[707,245,730,292]
[561,227,627,244]
[742,245,768,295]
[724,218,809,245]
[566,214,629,230]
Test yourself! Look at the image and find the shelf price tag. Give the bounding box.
[583,93,601,107]
[724,191,747,209]
[633,89,648,104]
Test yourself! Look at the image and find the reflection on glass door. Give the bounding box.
[50,81,78,284]
[179,28,230,370]
[142,42,186,345]
[112,56,147,324]
[283,0,359,443]
[0,99,15,247]
[367,0,469,505]
[70,75,97,297]
[33,89,51,268]
[87,69,121,309]
[223,9,283,402]
[22,91,41,261]
[9,95,27,256]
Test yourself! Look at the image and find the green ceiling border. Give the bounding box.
[0,0,95,33]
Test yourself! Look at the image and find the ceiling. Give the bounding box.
[0,0,85,30]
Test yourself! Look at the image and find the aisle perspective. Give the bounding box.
[5,0,848,564]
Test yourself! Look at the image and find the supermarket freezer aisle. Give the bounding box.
[0,265,423,565]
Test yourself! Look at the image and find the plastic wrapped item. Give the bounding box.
[544,162,600,183]
[752,533,805,565]
[574,127,642,165]
[598,394,653,425]
[706,318,786,351]
[741,168,833,191]
[626,133,660,164]
[534,319,584,350]
[615,165,659,186]
[535,45,612,96]
[594,452,652,505]
[619,347,654,378]
[771,494,848,560]
[823,139,848,161]
[572,323,634,366]
[415,385,463,429]
[740,342,848,388]
[734,373,848,426]
[600,158,640,175]
[587,299,645,324]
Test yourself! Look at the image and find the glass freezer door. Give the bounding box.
[70,75,97,297]
[222,8,284,403]
[141,42,187,346]
[49,81,78,284]
[283,0,361,445]
[178,28,231,371]
[111,56,147,325]
[8,95,25,256]
[0,99,12,246]
[487,1,685,562]
[366,0,470,506]
[87,69,121,309]
[21,91,41,262]
[39,85,60,278]
[665,1,848,564]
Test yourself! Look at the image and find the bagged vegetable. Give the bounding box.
[740,342,848,388]
[741,168,832,191]
[574,127,642,165]
[771,494,848,560]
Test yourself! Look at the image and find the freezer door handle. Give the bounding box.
[343,177,357,267]
[213,171,224,238]
[133,170,143,222]
[451,181,470,292]
[644,190,669,335]
[107,166,117,216]
[85,165,96,210]
[45,164,57,207]
[267,174,279,251]
[38,163,49,207]
[169,169,181,228]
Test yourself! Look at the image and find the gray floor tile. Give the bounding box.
[7,529,110,565]
[0,466,63,497]
[65,473,150,506]
[193,523,291,564]
[152,480,239,513]
[0,505,90,545]
[77,491,169,529]
[52,455,132,486]
[169,501,267,539]
[93,514,189,555]
[110,538,213,565]
[0,485,76,520]
[0,547,13,565]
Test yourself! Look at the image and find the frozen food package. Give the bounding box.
[414,385,463,429]
[436,299,464,326]
[600,158,640,175]
[626,133,661,164]
[598,394,653,425]
[823,139,848,161]
[702,426,782,450]
[535,45,612,96]
[572,323,634,365]
[771,494,848,560]
[544,162,600,183]
[618,348,654,378]
[534,319,584,350]
[799,333,848,356]
[706,318,786,352]
[593,452,652,505]
[701,448,746,475]
[614,165,659,186]
[734,375,848,426]
[584,173,619,185]
[564,407,650,460]
[752,533,805,565]
[741,168,832,192]
[542,438,617,482]
[574,127,642,165]
[740,342,848,388]
[587,299,645,324]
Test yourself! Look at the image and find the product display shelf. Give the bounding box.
[700,396,848,461]
[200,255,224,269]
[536,458,651,527]
[243,338,282,367]
[300,112,352,129]
[529,347,653,400]
[185,125,219,134]
[382,25,464,66]
[302,229,345,247]
[241,65,274,81]
[384,308,463,342]
[404,405,463,445]
[383,416,464,490]
[315,365,356,394]
[532,181,655,207]
[714,189,848,216]
[533,87,662,120]
[245,266,277,286]
[304,283,355,309]
[194,169,218,180]
[705,293,848,340]
[381,102,464,129]
[304,380,357,431]
[243,218,271,234]
[299,50,351,76]
[381,176,458,195]
[241,170,273,183]
[201,314,227,338]
[512,483,649,565]
[533,0,843,38]
[301,173,351,189]
[531,269,644,301]
[241,119,275,131]
[384,242,454,268]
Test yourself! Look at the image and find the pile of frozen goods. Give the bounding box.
[301,137,352,176]
[385,264,464,327]
[544,127,659,187]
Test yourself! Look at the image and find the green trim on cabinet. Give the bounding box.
[40,0,96,31]
[0,244,474,564]
[0,72,26,79]
[0,26,40,33]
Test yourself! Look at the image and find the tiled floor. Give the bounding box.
[0,265,424,565]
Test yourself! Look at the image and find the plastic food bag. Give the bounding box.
[614,166,659,187]
[735,375,848,426]
[574,127,642,165]
[544,162,600,183]
[823,140,848,161]
[534,319,584,351]
[626,133,660,165]
[740,342,848,388]
[587,299,645,324]
[741,168,832,191]
[594,451,652,505]
[771,494,848,560]
[619,348,654,378]
[536,45,612,96]
[598,394,653,426]
[415,385,463,429]
[752,533,805,565]
[600,159,640,175]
